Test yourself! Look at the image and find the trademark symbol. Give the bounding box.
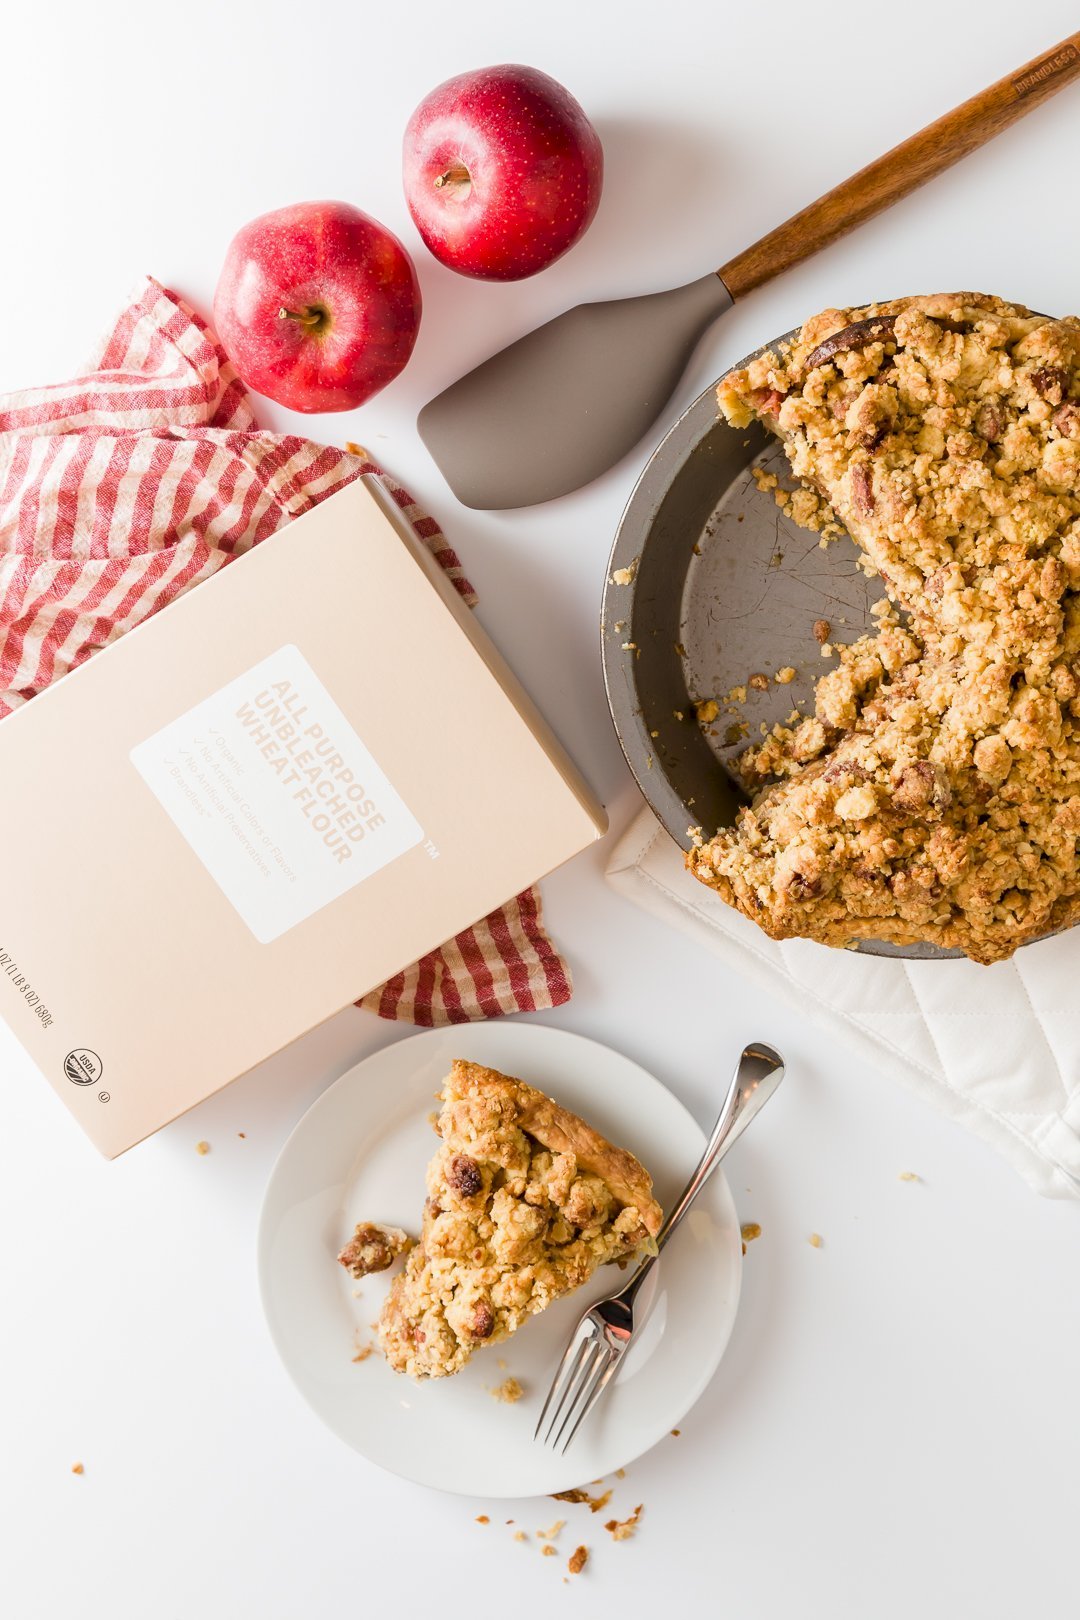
[423,839,441,861]
[98,1091,110,1104]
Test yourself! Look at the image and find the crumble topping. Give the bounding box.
[691,293,1080,964]
[491,1376,524,1403]
[377,1061,662,1380]
[337,1222,412,1279]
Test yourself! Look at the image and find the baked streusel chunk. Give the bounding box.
[691,294,1080,964]
[337,1222,412,1279]
[378,1060,662,1380]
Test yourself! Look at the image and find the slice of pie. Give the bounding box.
[377,1059,663,1380]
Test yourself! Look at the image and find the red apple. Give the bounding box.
[213,201,422,413]
[402,64,603,281]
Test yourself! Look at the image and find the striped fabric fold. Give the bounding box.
[0,276,572,1026]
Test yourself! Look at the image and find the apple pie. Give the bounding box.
[689,293,1080,964]
[377,1059,663,1380]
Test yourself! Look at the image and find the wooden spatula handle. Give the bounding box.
[718,33,1080,301]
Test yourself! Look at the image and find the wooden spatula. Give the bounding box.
[418,32,1080,510]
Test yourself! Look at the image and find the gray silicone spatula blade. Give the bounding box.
[418,275,732,510]
[416,31,1080,510]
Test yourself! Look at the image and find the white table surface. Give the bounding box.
[4,2,1080,1614]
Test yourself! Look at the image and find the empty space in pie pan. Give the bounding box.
[601,335,964,963]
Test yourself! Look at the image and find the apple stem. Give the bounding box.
[433,163,471,192]
[278,306,325,329]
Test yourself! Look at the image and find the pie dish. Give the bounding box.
[687,293,1080,965]
[378,1058,663,1379]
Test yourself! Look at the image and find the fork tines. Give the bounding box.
[534,1329,617,1453]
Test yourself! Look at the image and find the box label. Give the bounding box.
[130,645,423,942]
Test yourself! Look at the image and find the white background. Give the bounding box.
[3,2,1079,1614]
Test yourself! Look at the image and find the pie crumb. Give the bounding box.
[568,1546,589,1575]
[809,1232,824,1248]
[476,1515,489,1525]
[553,1486,612,1513]
[775,666,796,684]
[615,1468,626,1479]
[195,1141,210,1156]
[740,1221,762,1243]
[491,1376,524,1404]
[694,698,719,724]
[338,1222,412,1280]
[351,1342,375,1364]
[514,1530,528,1543]
[541,1544,556,1557]
[605,1504,644,1541]
[671,1428,681,1437]
[71,1462,84,1475]
[898,1171,920,1182]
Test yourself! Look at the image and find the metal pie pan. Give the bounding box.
[601,333,961,961]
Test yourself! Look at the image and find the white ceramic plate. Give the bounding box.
[258,1022,741,1497]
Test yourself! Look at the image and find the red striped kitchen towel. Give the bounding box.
[0,276,572,1026]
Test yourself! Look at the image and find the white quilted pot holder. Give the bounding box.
[608,808,1080,1199]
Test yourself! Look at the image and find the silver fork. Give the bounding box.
[534,1042,785,1453]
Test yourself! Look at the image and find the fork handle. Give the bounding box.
[623,1043,785,1305]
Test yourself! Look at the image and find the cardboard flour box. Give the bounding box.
[0,477,605,1156]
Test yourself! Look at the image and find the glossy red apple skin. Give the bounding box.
[402,64,603,281]
[213,201,422,413]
